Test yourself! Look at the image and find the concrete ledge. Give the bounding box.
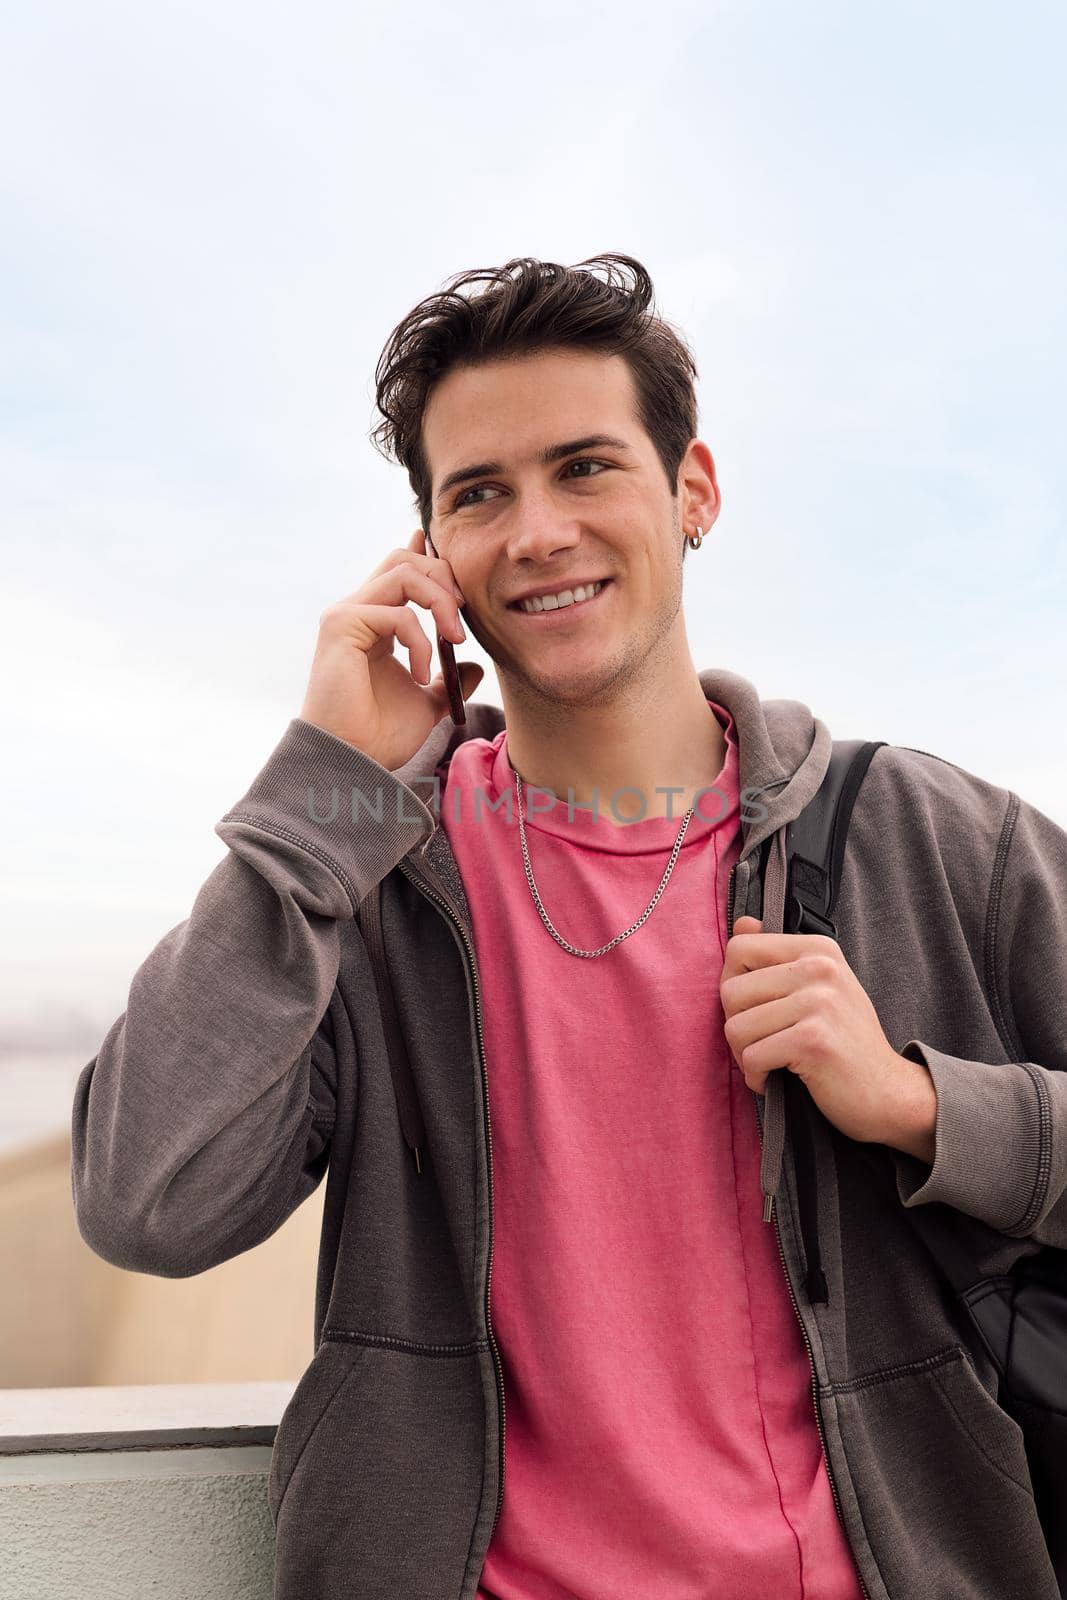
[0,1444,279,1600]
[0,1382,295,1454]
[0,1443,274,1483]
[0,1387,291,1598]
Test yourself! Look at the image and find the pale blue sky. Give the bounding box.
[2,0,1065,1066]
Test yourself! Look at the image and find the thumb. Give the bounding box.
[457,660,485,700]
[733,916,764,933]
[427,660,485,708]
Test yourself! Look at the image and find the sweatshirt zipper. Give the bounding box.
[397,859,507,1542]
[753,1090,871,1600]
[728,856,870,1600]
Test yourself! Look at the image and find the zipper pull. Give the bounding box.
[763,1193,775,1223]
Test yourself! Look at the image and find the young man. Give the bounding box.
[72,254,1067,1600]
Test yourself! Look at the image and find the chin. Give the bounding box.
[505,649,637,707]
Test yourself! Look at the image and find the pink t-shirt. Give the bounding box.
[441,699,864,1600]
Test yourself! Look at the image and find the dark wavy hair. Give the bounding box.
[369,253,701,557]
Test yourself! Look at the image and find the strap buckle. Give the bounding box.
[783,853,838,939]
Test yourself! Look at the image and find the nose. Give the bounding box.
[504,513,582,566]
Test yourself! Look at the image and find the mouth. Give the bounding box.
[506,578,613,622]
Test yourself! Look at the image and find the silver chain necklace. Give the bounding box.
[512,767,694,958]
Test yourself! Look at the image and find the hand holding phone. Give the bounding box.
[298,529,483,771]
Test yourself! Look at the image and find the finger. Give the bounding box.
[721,924,769,985]
[738,1061,768,1095]
[720,962,796,1019]
[419,526,441,563]
[733,1042,769,1095]
[723,925,800,983]
[369,546,466,605]
[347,602,435,684]
[426,660,484,706]
[726,994,805,1057]
[360,564,466,642]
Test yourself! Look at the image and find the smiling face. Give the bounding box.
[423,347,719,711]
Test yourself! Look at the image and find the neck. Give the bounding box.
[500,652,726,827]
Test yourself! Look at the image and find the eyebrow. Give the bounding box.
[434,434,633,507]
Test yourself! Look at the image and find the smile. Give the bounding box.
[509,580,612,619]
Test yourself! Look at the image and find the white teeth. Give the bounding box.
[518,581,604,614]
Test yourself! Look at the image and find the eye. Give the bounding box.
[566,458,608,482]
[452,457,611,510]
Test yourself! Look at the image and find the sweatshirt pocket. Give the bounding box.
[269,1333,489,1600]
[928,1343,1033,1496]
[830,1345,1055,1600]
[268,1340,365,1525]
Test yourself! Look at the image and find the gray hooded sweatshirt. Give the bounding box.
[71,666,1067,1599]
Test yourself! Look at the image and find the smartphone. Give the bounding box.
[437,633,466,726]
[422,529,466,725]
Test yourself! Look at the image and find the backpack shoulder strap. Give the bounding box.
[780,739,888,937]
[774,737,1019,1375]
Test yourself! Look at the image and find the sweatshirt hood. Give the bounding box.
[394,664,831,863]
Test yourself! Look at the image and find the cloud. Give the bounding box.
[3,0,1066,1062]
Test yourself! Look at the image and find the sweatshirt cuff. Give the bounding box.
[889,1039,1044,1233]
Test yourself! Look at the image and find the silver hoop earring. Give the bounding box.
[686,526,704,551]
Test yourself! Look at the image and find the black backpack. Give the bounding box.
[778,739,1067,1593]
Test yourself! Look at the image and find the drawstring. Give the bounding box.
[357,881,427,1176]
[745,824,830,1302]
[757,828,789,1222]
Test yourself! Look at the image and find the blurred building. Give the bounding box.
[0,1051,322,1387]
